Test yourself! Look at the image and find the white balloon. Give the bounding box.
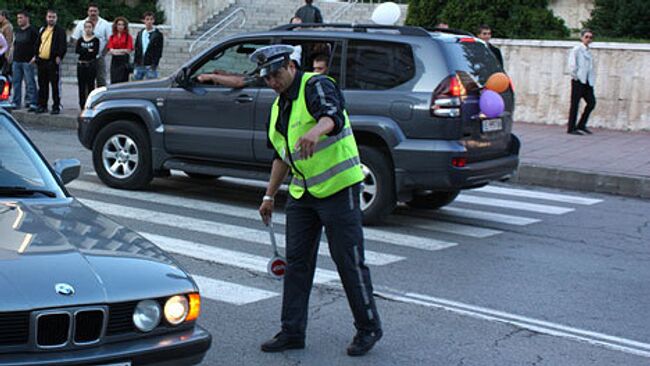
[371,2,401,26]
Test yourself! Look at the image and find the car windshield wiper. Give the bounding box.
[0,186,57,198]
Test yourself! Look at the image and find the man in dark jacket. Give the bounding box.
[477,24,503,68]
[133,11,163,80]
[33,9,66,114]
[295,0,323,24]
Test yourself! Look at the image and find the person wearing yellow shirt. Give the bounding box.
[32,9,67,115]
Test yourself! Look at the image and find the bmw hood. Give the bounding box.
[0,199,195,312]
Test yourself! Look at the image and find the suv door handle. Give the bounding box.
[235,95,254,103]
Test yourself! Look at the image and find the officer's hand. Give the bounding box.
[259,200,274,225]
[295,129,320,159]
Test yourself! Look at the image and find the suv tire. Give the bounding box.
[406,190,460,210]
[359,145,395,225]
[93,120,153,189]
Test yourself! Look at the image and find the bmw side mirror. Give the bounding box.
[175,67,190,89]
[53,159,81,185]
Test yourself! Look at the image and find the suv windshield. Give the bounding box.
[0,115,63,199]
[443,40,503,84]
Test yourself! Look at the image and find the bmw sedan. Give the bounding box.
[0,109,211,365]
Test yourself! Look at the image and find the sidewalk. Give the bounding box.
[10,82,650,198]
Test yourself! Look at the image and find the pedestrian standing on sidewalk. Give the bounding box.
[71,3,111,87]
[254,45,383,357]
[76,20,99,109]
[33,9,67,115]
[567,29,596,135]
[107,17,133,84]
[11,10,39,111]
[133,11,163,80]
[295,0,323,24]
[0,10,13,75]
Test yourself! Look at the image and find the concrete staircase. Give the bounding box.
[59,1,408,81]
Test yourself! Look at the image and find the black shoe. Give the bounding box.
[567,130,583,135]
[34,107,47,114]
[260,332,305,353]
[578,127,593,134]
[347,329,383,357]
[50,108,60,115]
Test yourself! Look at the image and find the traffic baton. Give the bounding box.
[266,221,287,280]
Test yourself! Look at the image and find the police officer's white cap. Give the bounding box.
[250,45,295,77]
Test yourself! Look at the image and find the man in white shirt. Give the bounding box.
[567,28,596,135]
[71,3,111,87]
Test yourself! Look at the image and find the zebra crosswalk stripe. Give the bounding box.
[191,274,279,305]
[475,185,603,205]
[142,233,339,284]
[456,194,574,215]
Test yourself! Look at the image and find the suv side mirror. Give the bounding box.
[175,67,190,88]
[53,159,81,185]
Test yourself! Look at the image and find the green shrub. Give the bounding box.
[3,1,165,30]
[584,0,650,39]
[406,0,569,39]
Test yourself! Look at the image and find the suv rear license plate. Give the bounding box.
[481,118,503,133]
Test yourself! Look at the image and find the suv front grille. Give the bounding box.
[37,313,71,347]
[0,312,30,346]
[74,310,104,343]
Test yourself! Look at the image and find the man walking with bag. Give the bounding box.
[255,45,382,357]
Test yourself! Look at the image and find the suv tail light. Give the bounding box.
[0,80,9,101]
[431,75,466,118]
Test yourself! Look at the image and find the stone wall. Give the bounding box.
[493,39,650,131]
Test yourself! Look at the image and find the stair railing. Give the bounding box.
[329,0,360,23]
[189,7,247,55]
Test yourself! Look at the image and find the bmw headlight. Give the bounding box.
[164,295,189,326]
[84,86,107,110]
[133,299,162,332]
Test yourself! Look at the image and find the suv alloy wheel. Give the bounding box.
[358,145,395,225]
[93,121,153,189]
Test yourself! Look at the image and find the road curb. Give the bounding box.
[513,164,650,199]
[12,110,77,130]
[13,114,650,199]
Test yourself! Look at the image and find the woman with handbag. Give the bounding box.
[107,16,133,84]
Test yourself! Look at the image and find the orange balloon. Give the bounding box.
[485,72,510,93]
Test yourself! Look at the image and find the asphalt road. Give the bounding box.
[22,124,650,365]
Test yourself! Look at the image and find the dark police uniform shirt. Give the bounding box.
[267,71,346,162]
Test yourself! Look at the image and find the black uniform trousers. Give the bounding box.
[77,61,97,109]
[37,59,61,110]
[567,79,596,132]
[282,183,381,338]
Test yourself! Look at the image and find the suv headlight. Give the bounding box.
[84,86,107,110]
[164,295,189,326]
[133,299,162,332]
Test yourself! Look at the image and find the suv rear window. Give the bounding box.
[346,40,415,90]
[443,41,503,84]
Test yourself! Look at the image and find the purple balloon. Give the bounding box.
[480,90,505,118]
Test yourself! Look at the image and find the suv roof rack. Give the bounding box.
[425,27,475,37]
[272,23,431,37]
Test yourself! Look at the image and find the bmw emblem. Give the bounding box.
[55,283,75,296]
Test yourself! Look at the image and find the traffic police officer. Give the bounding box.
[254,45,382,356]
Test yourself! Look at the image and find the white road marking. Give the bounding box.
[456,194,575,215]
[476,185,603,205]
[191,274,278,305]
[142,233,339,284]
[389,216,502,238]
[374,288,650,359]
[70,180,454,253]
[79,198,400,266]
[426,207,541,226]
